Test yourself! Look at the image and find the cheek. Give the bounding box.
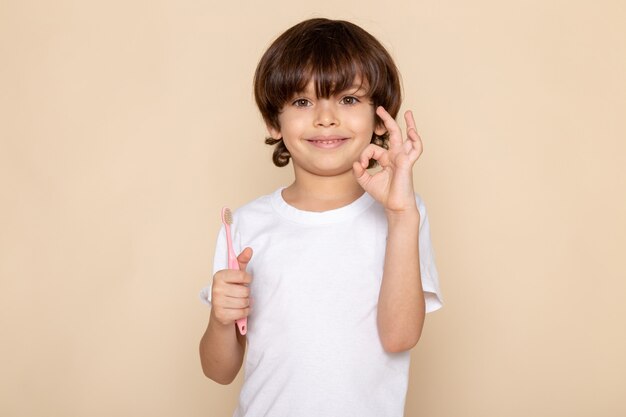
[281,114,308,136]
[343,107,376,129]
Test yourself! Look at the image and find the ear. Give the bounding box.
[266,123,282,140]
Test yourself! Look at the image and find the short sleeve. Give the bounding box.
[198,221,242,306]
[416,194,444,313]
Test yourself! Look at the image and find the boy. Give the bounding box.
[199,18,443,417]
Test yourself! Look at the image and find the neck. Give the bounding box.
[282,168,365,212]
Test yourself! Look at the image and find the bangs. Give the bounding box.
[287,43,379,100]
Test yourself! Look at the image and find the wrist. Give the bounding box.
[209,308,234,332]
[385,207,420,227]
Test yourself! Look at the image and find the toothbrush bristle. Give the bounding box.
[222,207,233,225]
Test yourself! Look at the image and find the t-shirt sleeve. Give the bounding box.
[416,194,444,313]
[199,223,240,306]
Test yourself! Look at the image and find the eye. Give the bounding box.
[340,96,360,105]
[293,98,312,107]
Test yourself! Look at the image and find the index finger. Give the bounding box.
[376,106,402,147]
[218,269,253,285]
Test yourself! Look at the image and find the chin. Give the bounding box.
[310,165,355,177]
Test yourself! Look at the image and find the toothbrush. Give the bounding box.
[222,207,247,335]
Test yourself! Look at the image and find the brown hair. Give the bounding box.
[253,18,402,168]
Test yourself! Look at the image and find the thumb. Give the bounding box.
[237,247,253,271]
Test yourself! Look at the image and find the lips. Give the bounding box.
[306,136,349,149]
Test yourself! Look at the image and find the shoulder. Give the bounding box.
[230,188,280,224]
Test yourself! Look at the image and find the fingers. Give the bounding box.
[217,269,252,285]
[376,106,402,148]
[352,160,371,187]
[404,110,417,135]
[211,269,253,325]
[403,110,423,162]
[220,293,251,309]
[212,278,250,305]
[353,143,390,186]
[211,247,254,327]
[214,307,251,325]
[358,143,390,168]
[211,302,250,326]
[404,110,421,145]
[219,280,251,298]
[377,107,423,158]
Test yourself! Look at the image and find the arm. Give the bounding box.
[353,106,426,353]
[377,211,425,353]
[199,309,246,384]
[199,247,253,384]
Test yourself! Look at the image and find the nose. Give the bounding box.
[314,100,339,127]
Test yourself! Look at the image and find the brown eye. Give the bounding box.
[341,96,360,105]
[293,99,311,107]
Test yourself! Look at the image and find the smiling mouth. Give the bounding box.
[306,138,348,149]
[307,136,348,149]
[308,138,347,144]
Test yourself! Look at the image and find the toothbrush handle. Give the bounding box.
[236,310,248,335]
[228,256,248,335]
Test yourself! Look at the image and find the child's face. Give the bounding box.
[267,77,387,178]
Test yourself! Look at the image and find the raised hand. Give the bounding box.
[353,106,423,215]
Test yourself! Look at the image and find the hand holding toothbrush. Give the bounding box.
[211,246,253,332]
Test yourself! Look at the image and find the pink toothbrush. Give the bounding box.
[222,207,247,335]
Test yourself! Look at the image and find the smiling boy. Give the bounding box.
[200,18,443,417]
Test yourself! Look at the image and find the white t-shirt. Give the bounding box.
[200,188,443,417]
